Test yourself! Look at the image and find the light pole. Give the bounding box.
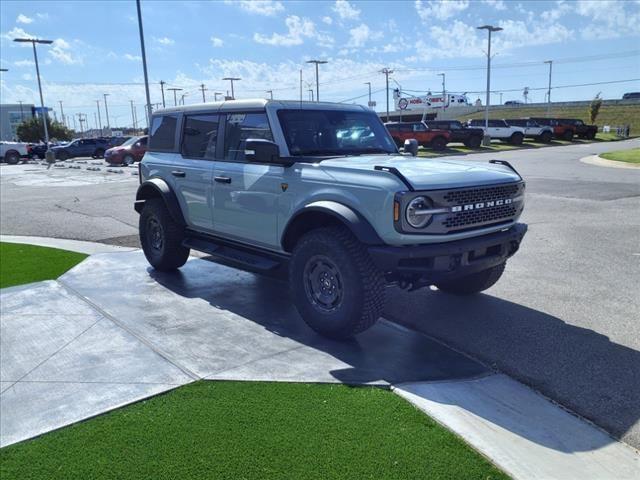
[222,77,240,99]
[200,84,207,102]
[136,0,152,127]
[18,100,24,121]
[266,90,273,100]
[365,82,371,104]
[180,93,188,105]
[308,89,314,101]
[477,25,503,146]
[103,93,111,129]
[96,100,102,132]
[59,100,65,127]
[544,60,553,116]
[130,100,137,130]
[213,92,223,101]
[306,60,327,102]
[438,73,446,111]
[167,88,182,106]
[160,80,166,107]
[380,68,393,121]
[13,37,53,160]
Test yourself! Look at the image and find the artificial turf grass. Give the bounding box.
[0,381,508,480]
[0,242,87,288]
[600,147,640,164]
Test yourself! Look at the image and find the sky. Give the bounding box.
[1,0,639,129]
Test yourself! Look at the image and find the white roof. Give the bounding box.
[154,99,370,115]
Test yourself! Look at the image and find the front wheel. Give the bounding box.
[94,148,105,158]
[562,130,574,141]
[289,226,385,339]
[465,136,482,149]
[436,262,506,295]
[4,150,20,165]
[509,132,524,145]
[139,198,189,271]
[538,131,552,143]
[430,136,447,151]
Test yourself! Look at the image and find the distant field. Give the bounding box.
[457,103,639,134]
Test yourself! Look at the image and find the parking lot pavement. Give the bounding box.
[1,139,639,448]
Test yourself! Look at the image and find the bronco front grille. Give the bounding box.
[443,204,518,229]
[443,183,520,205]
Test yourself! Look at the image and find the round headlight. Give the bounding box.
[406,196,432,228]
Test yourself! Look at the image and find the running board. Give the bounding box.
[183,236,282,272]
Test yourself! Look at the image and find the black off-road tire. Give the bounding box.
[289,226,385,339]
[430,136,447,151]
[538,131,552,143]
[562,130,574,141]
[509,132,524,145]
[94,148,105,158]
[465,136,482,149]
[4,150,20,165]
[139,198,189,272]
[436,262,506,295]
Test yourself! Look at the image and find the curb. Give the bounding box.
[0,235,137,255]
[580,154,640,169]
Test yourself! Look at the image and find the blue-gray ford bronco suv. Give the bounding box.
[135,100,527,339]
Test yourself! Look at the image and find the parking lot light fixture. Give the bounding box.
[365,82,371,104]
[477,25,503,146]
[222,78,241,99]
[306,60,327,102]
[103,93,111,129]
[167,87,182,106]
[14,37,53,159]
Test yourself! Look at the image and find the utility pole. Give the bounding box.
[438,73,446,110]
[222,77,241,99]
[130,100,137,130]
[299,69,303,104]
[95,100,102,132]
[103,93,111,129]
[266,90,273,100]
[77,113,84,135]
[93,112,98,136]
[18,100,24,121]
[306,60,327,102]
[13,37,53,156]
[58,100,64,127]
[167,88,182,106]
[364,82,371,104]
[380,68,393,121]
[199,83,207,102]
[544,60,553,116]
[477,25,503,146]
[160,80,166,107]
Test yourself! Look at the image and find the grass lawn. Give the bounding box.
[0,381,508,480]
[600,148,640,164]
[0,242,87,288]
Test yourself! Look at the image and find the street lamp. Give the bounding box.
[438,73,446,111]
[266,90,273,100]
[13,37,54,161]
[222,77,241,99]
[364,82,371,105]
[380,68,393,121]
[477,25,503,146]
[103,93,111,129]
[306,60,327,102]
[180,93,188,105]
[167,88,182,106]
[544,60,553,115]
[213,92,223,101]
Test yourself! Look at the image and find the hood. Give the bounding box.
[319,155,521,190]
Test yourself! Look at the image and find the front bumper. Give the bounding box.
[368,223,527,282]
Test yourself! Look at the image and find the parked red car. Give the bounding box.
[104,135,148,165]
[385,122,451,150]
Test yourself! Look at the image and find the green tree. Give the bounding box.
[16,117,73,143]
[589,93,603,124]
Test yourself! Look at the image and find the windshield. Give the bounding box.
[277,109,396,157]
[121,136,139,147]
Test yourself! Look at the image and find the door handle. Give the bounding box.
[171,170,186,178]
[214,176,232,184]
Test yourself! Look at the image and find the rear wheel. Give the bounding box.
[94,148,105,158]
[289,226,385,339]
[436,262,506,295]
[4,150,20,165]
[430,136,447,151]
[139,198,189,271]
[509,132,524,145]
[587,130,596,140]
[465,136,482,149]
[562,130,574,141]
[538,131,552,143]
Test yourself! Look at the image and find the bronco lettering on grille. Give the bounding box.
[451,198,512,212]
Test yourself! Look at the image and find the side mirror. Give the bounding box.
[244,138,283,164]
[404,138,419,157]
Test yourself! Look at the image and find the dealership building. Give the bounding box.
[0,103,35,141]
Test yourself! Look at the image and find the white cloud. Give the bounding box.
[322,16,333,25]
[211,36,224,47]
[254,15,333,47]
[17,14,34,24]
[481,0,506,10]
[21,73,33,81]
[124,53,142,61]
[332,0,360,20]
[14,59,35,67]
[36,13,50,20]
[155,36,175,45]
[49,38,83,65]
[348,23,382,48]
[229,0,284,16]
[415,0,469,21]
[2,27,35,43]
[575,0,640,39]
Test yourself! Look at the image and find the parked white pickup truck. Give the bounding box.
[0,141,31,164]
[468,119,525,145]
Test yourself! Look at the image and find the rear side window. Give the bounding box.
[182,114,219,159]
[223,113,273,161]
[149,115,178,151]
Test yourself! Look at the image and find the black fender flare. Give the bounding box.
[134,178,185,226]
[281,200,383,251]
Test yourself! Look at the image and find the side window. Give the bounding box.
[149,114,178,151]
[182,114,219,159]
[223,113,273,161]
[399,124,412,132]
[413,123,427,132]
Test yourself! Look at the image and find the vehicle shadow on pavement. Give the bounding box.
[385,288,640,450]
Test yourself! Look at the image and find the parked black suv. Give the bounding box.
[424,120,484,148]
[51,138,111,160]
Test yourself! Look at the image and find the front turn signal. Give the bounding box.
[394,200,400,222]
